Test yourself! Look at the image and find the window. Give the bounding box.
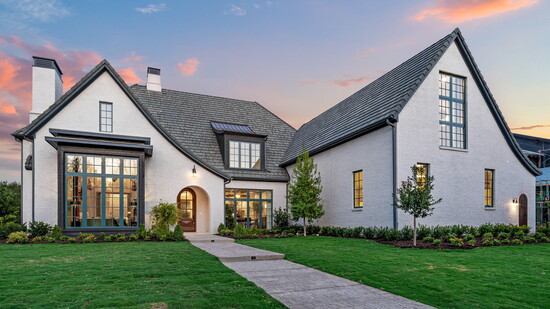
[353,170,363,208]
[415,163,430,187]
[100,102,113,132]
[65,154,138,228]
[229,141,261,169]
[484,169,494,207]
[439,73,466,149]
[224,189,272,229]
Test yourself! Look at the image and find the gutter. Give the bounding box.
[386,118,398,230]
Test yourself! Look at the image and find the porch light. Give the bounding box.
[512,198,518,205]
[192,165,197,178]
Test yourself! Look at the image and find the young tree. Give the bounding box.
[288,148,324,236]
[0,181,21,224]
[394,165,442,246]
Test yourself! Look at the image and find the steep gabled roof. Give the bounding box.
[13,59,296,181]
[281,28,540,176]
[12,60,231,180]
[130,85,295,181]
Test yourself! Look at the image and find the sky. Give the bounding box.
[0,0,549,182]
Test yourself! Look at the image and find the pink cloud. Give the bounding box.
[0,104,16,115]
[300,76,370,88]
[118,68,141,84]
[176,58,200,76]
[356,48,376,58]
[123,52,145,63]
[413,0,538,23]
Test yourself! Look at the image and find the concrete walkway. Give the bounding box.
[188,235,434,309]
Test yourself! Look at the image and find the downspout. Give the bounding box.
[32,138,35,223]
[224,177,232,225]
[18,138,23,224]
[386,119,398,230]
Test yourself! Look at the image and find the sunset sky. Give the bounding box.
[0,0,549,182]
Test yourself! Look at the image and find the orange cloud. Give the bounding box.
[0,54,22,91]
[511,124,550,131]
[177,58,200,76]
[118,68,141,84]
[0,104,16,114]
[123,52,145,63]
[413,0,538,23]
[300,76,370,88]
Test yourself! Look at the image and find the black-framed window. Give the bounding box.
[439,73,466,149]
[224,189,272,229]
[100,102,113,132]
[416,163,430,187]
[484,169,494,207]
[229,140,261,169]
[353,170,363,208]
[65,154,139,228]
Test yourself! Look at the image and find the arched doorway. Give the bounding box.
[177,188,196,232]
[519,194,528,226]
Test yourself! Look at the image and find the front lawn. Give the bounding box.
[239,237,550,309]
[0,242,284,309]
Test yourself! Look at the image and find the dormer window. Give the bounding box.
[229,141,261,169]
[210,121,266,170]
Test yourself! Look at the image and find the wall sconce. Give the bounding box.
[192,165,197,178]
[512,198,518,205]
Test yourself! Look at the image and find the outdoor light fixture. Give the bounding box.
[512,198,519,205]
[192,165,197,178]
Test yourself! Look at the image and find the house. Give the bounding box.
[281,28,539,230]
[12,28,540,234]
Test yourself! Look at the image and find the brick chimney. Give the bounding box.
[30,56,63,122]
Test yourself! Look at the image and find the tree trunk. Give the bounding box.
[303,217,307,236]
[413,216,417,247]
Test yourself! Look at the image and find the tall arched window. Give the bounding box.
[177,188,196,232]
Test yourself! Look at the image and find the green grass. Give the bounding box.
[0,242,284,309]
[239,237,550,309]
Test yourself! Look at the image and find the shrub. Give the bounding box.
[82,234,96,243]
[115,233,127,242]
[497,232,510,240]
[449,238,464,247]
[136,224,148,239]
[363,227,377,239]
[433,239,441,246]
[273,207,291,230]
[482,239,494,246]
[0,222,26,239]
[501,239,510,245]
[540,236,549,242]
[217,223,226,234]
[59,235,70,241]
[416,225,431,239]
[445,233,457,242]
[67,237,77,243]
[173,224,185,241]
[105,234,117,242]
[234,224,246,239]
[32,236,44,243]
[7,231,28,243]
[129,234,139,241]
[44,236,56,243]
[28,221,51,237]
[534,232,545,240]
[50,225,62,240]
[150,201,178,236]
[219,228,232,236]
[482,233,494,241]
[537,223,550,236]
[512,239,523,245]
[467,239,476,247]
[478,223,494,235]
[518,225,531,235]
[423,236,434,243]
[306,225,322,235]
[493,239,501,246]
[98,232,106,241]
[464,234,475,241]
[523,236,536,244]
[514,231,525,240]
[78,233,93,239]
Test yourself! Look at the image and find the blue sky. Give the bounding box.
[1,0,549,181]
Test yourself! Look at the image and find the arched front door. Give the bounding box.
[177,188,196,232]
[519,194,528,226]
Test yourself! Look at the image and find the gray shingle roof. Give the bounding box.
[130,85,295,181]
[280,28,540,176]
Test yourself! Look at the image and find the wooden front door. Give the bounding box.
[177,188,196,232]
[519,194,528,226]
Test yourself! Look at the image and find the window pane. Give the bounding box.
[240,142,250,168]
[67,155,82,173]
[485,170,494,207]
[353,171,363,208]
[123,178,138,226]
[262,202,272,229]
[236,189,248,199]
[86,156,102,174]
[249,190,260,199]
[415,164,429,187]
[100,102,113,132]
[236,201,247,226]
[229,141,239,168]
[66,176,83,227]
[86,177,102,227]
[225,189,235,199]
[123,159,138,175]
[105,177,120,226]
[249,201,260,228]
[251,143,261,169]
[261,191,272,200]
[105,158,121,175]
[439,73,466,149]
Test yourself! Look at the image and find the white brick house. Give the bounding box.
[13,28,539,234]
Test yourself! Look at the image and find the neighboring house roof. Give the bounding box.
[536,167,550,182]
[12,59,295,181]
[514,133,550,153]
[130,85,295,181]
[281,28,541,176]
